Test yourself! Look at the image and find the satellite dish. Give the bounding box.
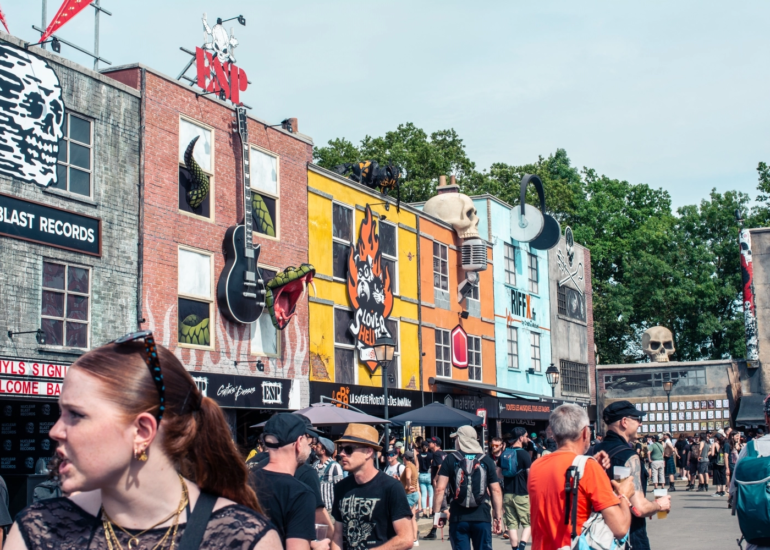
[510,203,545,242]
[529,215,561,250]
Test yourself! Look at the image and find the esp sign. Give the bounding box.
[196,47,248,105]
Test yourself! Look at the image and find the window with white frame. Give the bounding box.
[468,335,482,381]
[250,146,279,238]
[41,261,90,348]
[528,252,539,294]
[177,247,214,349]
[433,242,448,291]
[507,326,519,370]
[504,243,516,285]
[178,118,213,218]
[334,308,356,384]
[379,221,398,294]
[55,114,92,197]
[251,267,280,356]
[530,332,541,371]
[332,203,354,280]
[435,328,451,377]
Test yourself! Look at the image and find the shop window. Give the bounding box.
[468,335,482,381]
[504,243,516,286]
[435,328,451,378]
[332,203,354,280]
[379,221,398,294]
[41,261,90,348]
[528,252,539,294]
[250,146,280,238]
[334,308,356,384]
[560,360,589,395]
[433,242,448,291]
[178,118,213,219]
[177,247,213,349]
[530,332,541,371]
[507,326,519,370]
[251,267,280,356]
[54,114,92,197]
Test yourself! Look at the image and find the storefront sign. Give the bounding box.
[0,193,101,256]
[0,378,61,397]
[498,398,554,420]
[0,360,69,380]
[510,288,540,329]
[310,382,423,416]
[434,393,499,419]
[191,372,294,409]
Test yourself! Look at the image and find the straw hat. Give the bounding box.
[336,423,382,451]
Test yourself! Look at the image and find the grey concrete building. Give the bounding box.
[0,33,141,512]
[548,231,596,413]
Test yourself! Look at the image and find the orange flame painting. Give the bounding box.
[347,205,394,374]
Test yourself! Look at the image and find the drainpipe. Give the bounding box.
[136,68,146,328]
[416,214,424,408]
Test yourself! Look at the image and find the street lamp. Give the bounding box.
[545,363,560,397]
[374,336,396,452]
[663,380,674,435]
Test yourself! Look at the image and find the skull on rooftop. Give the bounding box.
[423,186,480,239]
[642,326,676,362]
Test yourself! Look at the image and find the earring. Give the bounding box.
[138,448,148,462]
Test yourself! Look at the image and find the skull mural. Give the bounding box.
[642,326,676,362]
[202,13,239,64]
[0,42,64,187]
[25,457,34,470]
[423,176,480,239]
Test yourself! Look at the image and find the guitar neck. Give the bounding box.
[237,106,253,255]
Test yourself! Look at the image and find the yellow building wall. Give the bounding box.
[307,169,420,389]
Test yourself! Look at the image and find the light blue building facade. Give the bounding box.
[471,195,553,397]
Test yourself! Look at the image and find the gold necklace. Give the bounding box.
[102,475,189,550]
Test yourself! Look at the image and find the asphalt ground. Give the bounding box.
[412,483,742,549]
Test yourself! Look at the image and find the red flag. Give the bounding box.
[0,5,9,34]
[39,0,91,43]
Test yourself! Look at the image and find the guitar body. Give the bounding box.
[217,224,265,324]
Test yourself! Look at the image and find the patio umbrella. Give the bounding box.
[388,402,483,427]
[250,402,389,427]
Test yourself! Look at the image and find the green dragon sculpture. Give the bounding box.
[184,136,210,209]
[179,314,210,346]
[265,264,316,330]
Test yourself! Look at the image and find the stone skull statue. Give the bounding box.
[642,326,675,362]
[423,178,480,239]
[0,42,64,187]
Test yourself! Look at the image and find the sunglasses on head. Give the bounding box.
[337,445,365,456]
[113,330,165,424]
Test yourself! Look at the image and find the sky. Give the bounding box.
[5,1,769,209]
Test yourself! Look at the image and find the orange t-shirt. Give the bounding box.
[528,451,620,550]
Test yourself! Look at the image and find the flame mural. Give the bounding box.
[740,229,759,361]
[347,205,394,374]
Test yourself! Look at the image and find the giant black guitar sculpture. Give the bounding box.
[217,106,266,324]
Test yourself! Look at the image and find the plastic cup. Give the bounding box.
[315,524,328,541]
[653,488,668,519]
[613,466,630,480]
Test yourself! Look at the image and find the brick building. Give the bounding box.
[0,33,141,512]
[103,63,313,444]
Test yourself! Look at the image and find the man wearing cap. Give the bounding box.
[315,436,343,511]
[331,424,414,550]
[248,413,330,550]
[590,401,671,550]
[423,436,445,541]
[433,425,504,550]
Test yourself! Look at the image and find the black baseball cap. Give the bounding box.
[603,401,645,424]
[427,436,442,446]
[263,413,319,448]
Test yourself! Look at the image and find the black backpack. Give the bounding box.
[450,452,489,508]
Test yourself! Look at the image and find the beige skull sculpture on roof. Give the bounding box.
[423,176,480,239]
[642,326,676,362]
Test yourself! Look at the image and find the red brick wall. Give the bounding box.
[106,68,312,379]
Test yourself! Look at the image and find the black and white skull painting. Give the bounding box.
[25,421,34,434]
[0,42,65,187]
[25,457,34,469]
[42,404,51,415]
[41,439,50,451]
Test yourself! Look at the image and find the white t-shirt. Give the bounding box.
[385,463,405,478]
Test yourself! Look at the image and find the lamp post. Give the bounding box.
[374,336,396,451]
[663,380,674,435]
[545,363,560,398]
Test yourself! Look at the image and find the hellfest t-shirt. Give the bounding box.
[438,452,501,523]
[332,471,413,548]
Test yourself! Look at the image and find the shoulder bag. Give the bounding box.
[178,492,217,550]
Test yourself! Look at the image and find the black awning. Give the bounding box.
[735,394,766,426]
[429,377,541,401]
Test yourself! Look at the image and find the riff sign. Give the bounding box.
[0,193,101,256]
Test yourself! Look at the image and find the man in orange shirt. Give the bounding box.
[528,404,634,550]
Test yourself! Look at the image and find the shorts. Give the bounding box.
[503,494,530,529]
[650,460,665,484]
[406,492,419,508]
[665,456,676,476]
[697,461,709,475]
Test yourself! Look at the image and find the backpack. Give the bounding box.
[733,440,770,545]
[500,448,519,478]
[451,452,489,508]
[564,455,629,550]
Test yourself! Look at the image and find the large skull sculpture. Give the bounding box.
[0,43,64,187]
[423,189,480,239]
[642,326,676,362]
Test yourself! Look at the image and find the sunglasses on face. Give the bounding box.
[337,445,365,456]
[113,330,165,424]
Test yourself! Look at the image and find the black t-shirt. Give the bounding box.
[332,471,413,549]
[500,448,531,496]
[438,452,500,523]
[417,451,433,474]
[431,450,447,478]
[248,468,315,545]
[0,476,11,529]
[295,462,325,509]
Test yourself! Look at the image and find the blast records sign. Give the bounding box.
[0,401,59,473]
